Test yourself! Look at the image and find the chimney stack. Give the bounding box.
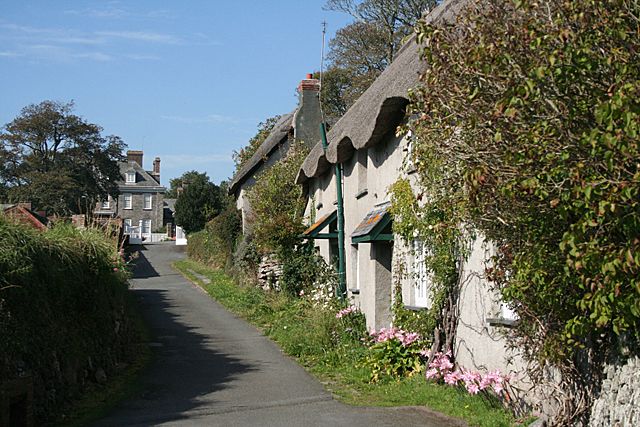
[294,73,322,148]
[151,157,161,182]
[127,150,144,167]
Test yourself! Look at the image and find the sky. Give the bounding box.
[0,1,352,187]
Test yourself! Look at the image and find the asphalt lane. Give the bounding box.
[93,242,464,427]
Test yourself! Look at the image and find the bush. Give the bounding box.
[187,206,242,269]
[0,219,138,424]
[404,0,640,422]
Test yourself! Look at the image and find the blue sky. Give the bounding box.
[0,1,351,187]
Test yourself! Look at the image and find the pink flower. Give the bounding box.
[444,370,462,385]
[425,368,440,379]
[466,383,480,394]
[113,267,119,272]
[419,348,432,358]
[299,290,305,296]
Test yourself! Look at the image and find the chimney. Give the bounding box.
[294,73,322,148]
[127,150,144,167]
[151,157,161,182]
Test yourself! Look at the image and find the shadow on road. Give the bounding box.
[94,249,256,425]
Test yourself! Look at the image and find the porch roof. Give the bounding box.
[351,202,393,243]
[302,210,337,239]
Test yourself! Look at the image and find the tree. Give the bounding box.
[232,115,281,172]
[165,170,209,199]
[321,0,437,116]
[0,100,125,215]
[173,171,223,234]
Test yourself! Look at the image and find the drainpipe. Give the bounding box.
[320,123,346,300]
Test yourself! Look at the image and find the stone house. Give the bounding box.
[296,0,531,398]
[228,74,323,233]
[94,150,166,241]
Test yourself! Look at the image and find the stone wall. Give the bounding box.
[589,355,640,426]
[257,254,282,290]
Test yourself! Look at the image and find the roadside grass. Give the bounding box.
[174,258,525,427]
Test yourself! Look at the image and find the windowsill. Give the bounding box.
[355,189,368,200]
[348,288,360,295]
[404,305,428,311]
[124,207,133,210]
[143,208,152,211]
[486,317,518,328]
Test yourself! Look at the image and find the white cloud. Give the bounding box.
[0,51,22,57]
[96,30,179,44]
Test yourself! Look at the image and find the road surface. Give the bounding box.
[94,242,464,427]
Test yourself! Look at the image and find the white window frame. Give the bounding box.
[123,193,132,210]
[143,193,152,210]
[124,218,132,232]
[101,198,110,209]
[126,171,136,183]
[142,219,151,235]
[412,239,429,308]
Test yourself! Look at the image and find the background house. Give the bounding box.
[95,150,166,242]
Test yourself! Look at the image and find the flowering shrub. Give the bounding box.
[365,327,427,382]
[333,304,367,343]
[336,305,358,319]
[425,351,509,396]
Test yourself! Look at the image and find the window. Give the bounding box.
[413,239,429,307]
[142,219,151,235]
[126,171,136,183]
[349,244,360,294]
[144,194,152,210]
[356,149,368,197]
[101,198,110,209]
[123,193,132,209]
[124,219,132,232]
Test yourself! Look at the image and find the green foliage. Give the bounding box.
[246,143,309,254]
[365,337,425,383]
[407,0,640,421]
[389,178,464,353]
[232,115,281,172]
[187,205,242,269]
[173,171,224,234]
[0,218,137,424]
[0,100,125,215]
[279,242,337,297]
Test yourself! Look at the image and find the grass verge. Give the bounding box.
[174,258,528,427]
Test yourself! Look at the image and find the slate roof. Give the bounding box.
[351,202,391,239]
[118,161,166,192]
[297,0,467,184]
[228,111,296,195]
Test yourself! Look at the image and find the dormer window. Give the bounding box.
[126,171,136,183]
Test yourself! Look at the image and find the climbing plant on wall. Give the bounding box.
[399,0,640,423]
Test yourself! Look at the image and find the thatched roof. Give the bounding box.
[297,0,467,184]
[229,111,295,195]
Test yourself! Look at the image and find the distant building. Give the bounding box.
[95,150,166,241]
[2,202,49,231]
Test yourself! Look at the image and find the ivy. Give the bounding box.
[405,0,640,422]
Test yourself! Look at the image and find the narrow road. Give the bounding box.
[94,242,463,427]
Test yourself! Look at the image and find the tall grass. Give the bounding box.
[0,218,139,424]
